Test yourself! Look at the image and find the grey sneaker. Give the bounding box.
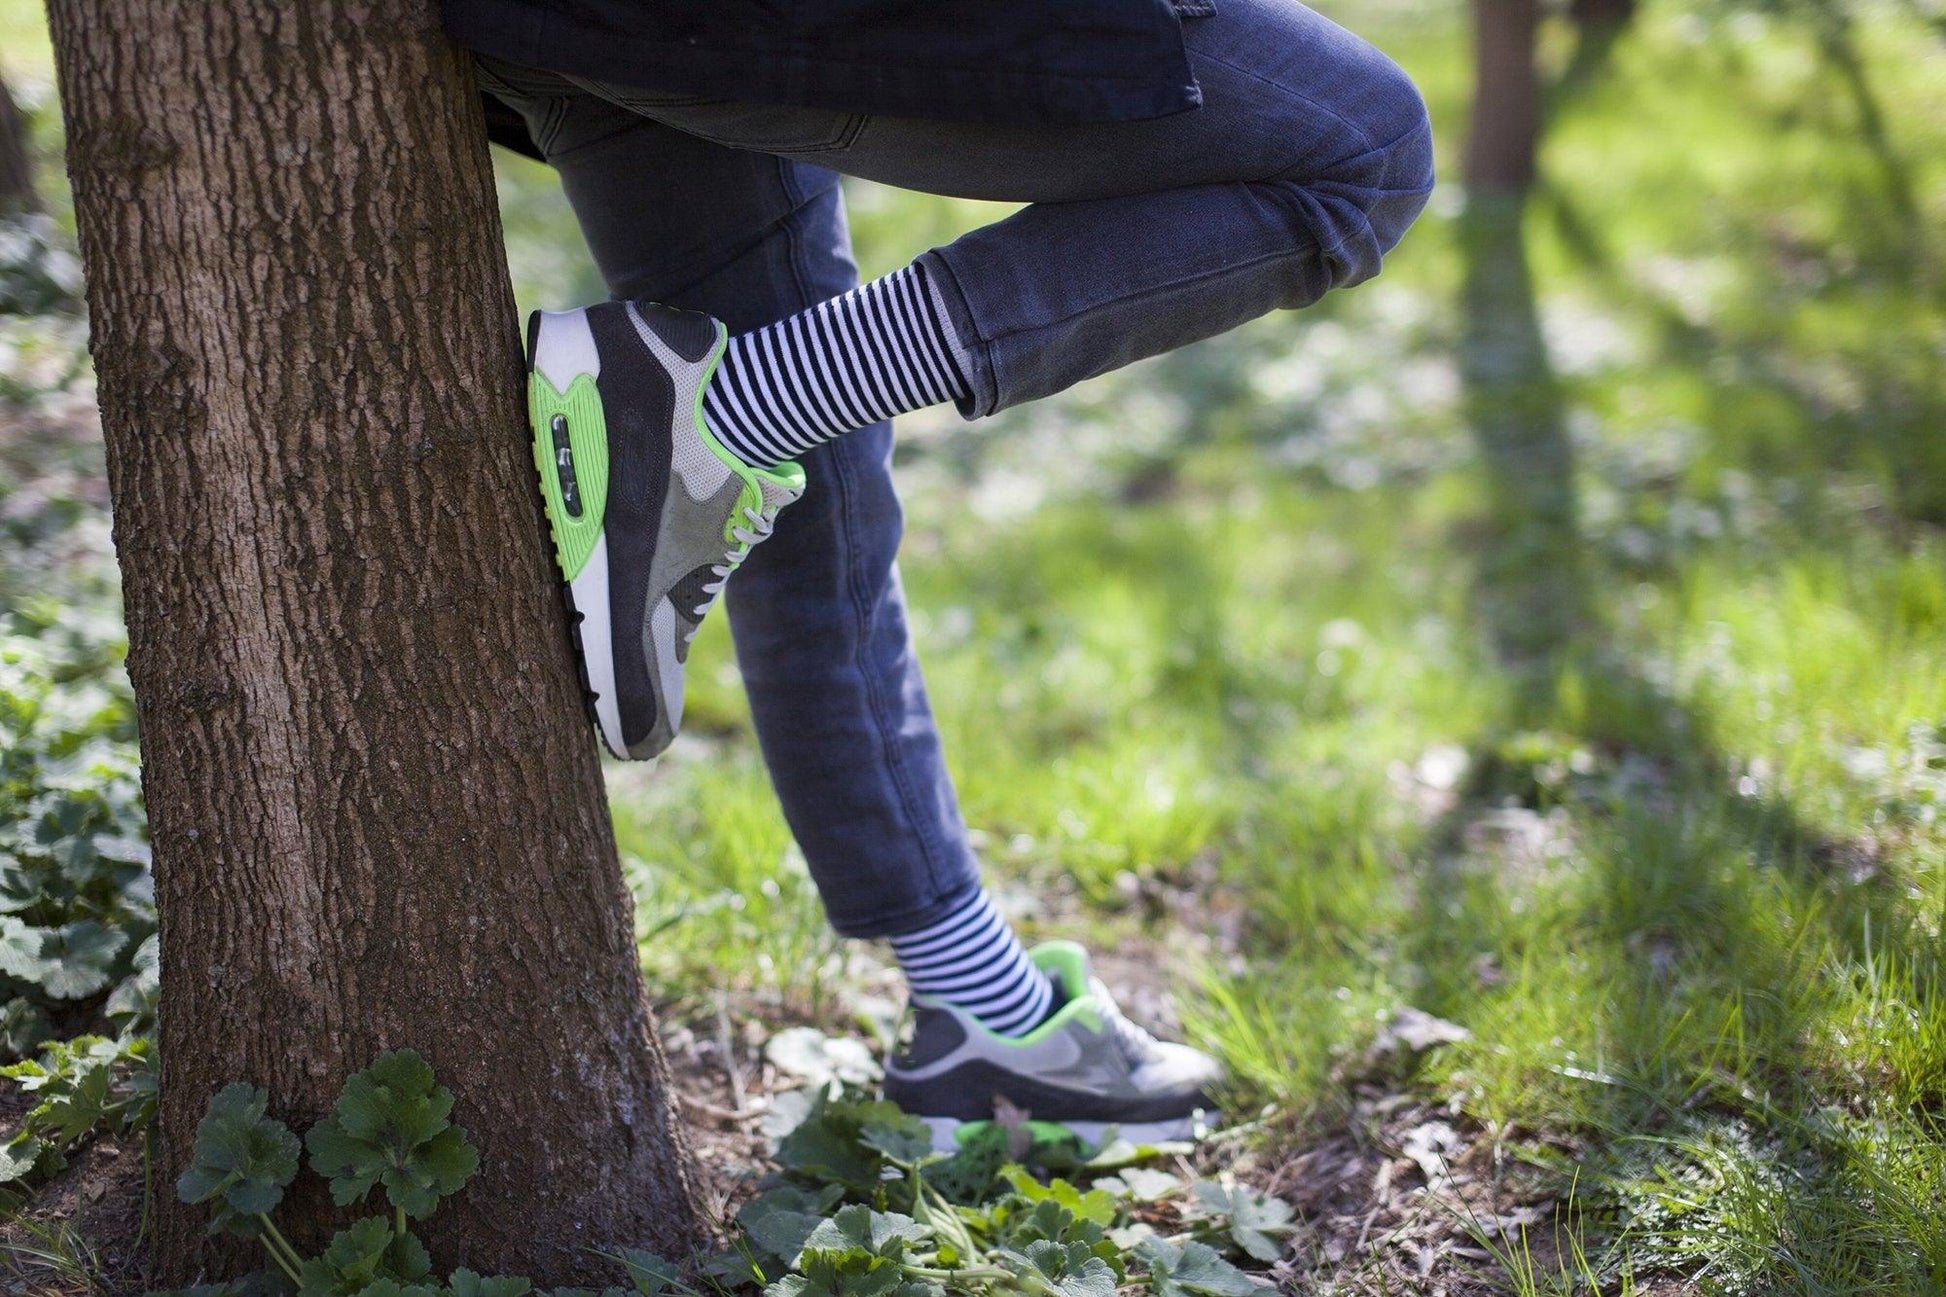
[527,301,804,760]
[883,941,1224,1152]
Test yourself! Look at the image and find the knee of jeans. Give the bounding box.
[1270,55,1434,290]
[1365,110,1435,259]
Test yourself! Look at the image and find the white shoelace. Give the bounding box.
[686,501,781,627]
[1093,980,1162,1061]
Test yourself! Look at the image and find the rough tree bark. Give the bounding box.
[45,1,710,1282]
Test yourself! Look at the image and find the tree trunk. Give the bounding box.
[0,73,35,215]
[1466,0,1545,193]
[1461,0,1584,680]
[44,2,710,1283]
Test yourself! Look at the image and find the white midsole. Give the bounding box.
[532,307,600,390]
[917,1113,1200,1155]
[533,310,624,758]
[570,534,626,757]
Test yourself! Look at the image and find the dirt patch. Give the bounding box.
[1,1133,148,1296]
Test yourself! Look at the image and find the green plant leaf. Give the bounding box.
[736,1184,846,1268]
[298,1216,433,1297]
[1002,1197,1110,1254]
[0,1133,44,1182]
[920,1123,1009,1205]
[447,1268,533,1297]
[175,1082,300,1237]
[857,1115,937,1167]
[770,1250,918,1297]
[773,1096,908,1195]
[1089,1167,1179,1201]
[1001,1240,1117,1297]
[799,1205,930,1262]
[0,916,125,999]
[353,1283,441,1297]
[610,1248,696,1297]
[1134,1239,1260,1297]
[999,1167,1118,1227]
[0,994,52,1059]
[1188,1180,1295,1262]
[304,1049,479,1218]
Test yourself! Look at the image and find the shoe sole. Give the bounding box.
[527,308,630,758]
[917,1113,1206,1155]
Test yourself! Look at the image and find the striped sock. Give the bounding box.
[702,264,971,468]
[889,891,1056,1038]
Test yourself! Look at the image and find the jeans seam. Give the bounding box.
[771,167,951,916]
[1188,45,1391,155]
[774,157,816,309]
[970,243,1301,353]
[1263,116,1435,188]
[831,441,951,902]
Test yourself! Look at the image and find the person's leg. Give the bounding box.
[561,0,1433,459]
[477,65,1052,1026]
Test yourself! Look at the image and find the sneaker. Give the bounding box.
[526,301,803,759]
[883,941,1224,1152]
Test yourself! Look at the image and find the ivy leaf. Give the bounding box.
[1135,1239,1261,1297]
[1189,1180,1296,1262]
[296,1216,432,1297]
[448,1268,533,1297]
[304,1049,479,1218]
[175,1082,300,1237]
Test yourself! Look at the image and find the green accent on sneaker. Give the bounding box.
[688,324,808,543]
[949,942,1103,1049]
[528,369,609,581]
[950,1118,1082,1150]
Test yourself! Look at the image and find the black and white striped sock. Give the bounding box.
[702,264,971,468]
[889,890,1056,1038]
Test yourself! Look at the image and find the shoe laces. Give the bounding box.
[685,499,782,626]
[1090,979,1164,1062]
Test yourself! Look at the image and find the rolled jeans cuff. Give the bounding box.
[917,249,1000,419]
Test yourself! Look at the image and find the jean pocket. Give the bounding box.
[596,90,868,155]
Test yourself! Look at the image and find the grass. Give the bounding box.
[2,0,1944,1289]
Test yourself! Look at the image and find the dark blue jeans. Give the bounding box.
[475,0,1433,938]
